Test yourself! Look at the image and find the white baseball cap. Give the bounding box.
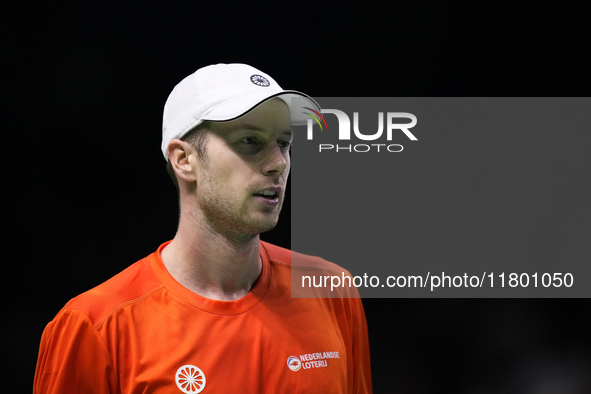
[161,63,321,160]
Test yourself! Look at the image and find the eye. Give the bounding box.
[240,136,257,145]
[278,140,291,150]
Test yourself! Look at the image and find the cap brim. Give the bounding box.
[202,90,321,126]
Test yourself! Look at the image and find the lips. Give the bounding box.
[253,187,281,205]
[253,187,281,199]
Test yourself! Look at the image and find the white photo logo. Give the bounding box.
[303,108,418,153]
[175,365,206,393]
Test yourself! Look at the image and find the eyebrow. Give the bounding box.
[226,124,292,136]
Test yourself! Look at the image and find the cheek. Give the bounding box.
[211,160,254,191]
[284,155,291,175]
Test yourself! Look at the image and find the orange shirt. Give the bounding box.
[34,241,372,393]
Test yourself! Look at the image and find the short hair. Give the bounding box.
[166,121,211,193]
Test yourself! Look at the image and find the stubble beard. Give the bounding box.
[196,171,284,243]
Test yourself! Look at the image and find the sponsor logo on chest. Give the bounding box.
[287,351,340,372]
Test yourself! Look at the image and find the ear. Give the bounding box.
[167,139,198,182]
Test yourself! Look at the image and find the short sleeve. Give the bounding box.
[34,309,117,394]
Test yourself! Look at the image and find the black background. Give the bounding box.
[5,2,591,393]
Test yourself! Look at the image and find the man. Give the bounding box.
[34,63,372,393]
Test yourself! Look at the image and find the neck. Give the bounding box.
[161,205,262,301]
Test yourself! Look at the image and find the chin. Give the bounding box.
[246,215,280,235]
[254,220,280,235]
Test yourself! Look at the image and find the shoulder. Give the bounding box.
[61,253,164,327]
[260,241,360,299]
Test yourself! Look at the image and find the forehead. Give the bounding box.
[209,98,291,135]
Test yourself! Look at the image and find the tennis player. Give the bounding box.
[34,63,372,393]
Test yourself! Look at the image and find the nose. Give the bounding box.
[262,143,288,176]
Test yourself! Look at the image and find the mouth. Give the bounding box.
[253,187,281,205]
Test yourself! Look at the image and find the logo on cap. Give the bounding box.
[250,74,270,87]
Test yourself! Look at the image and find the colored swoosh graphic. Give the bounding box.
[303,107,329,130]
